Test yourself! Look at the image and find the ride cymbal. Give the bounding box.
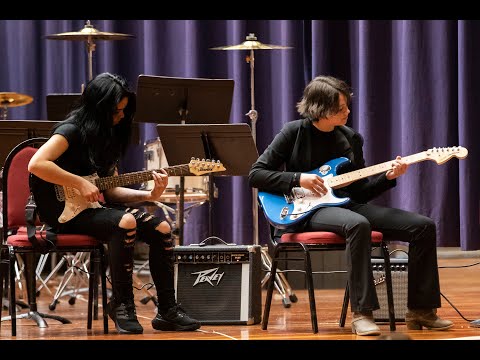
[45,21,135,41]
[210,33,292,50]
[0,92,33,107]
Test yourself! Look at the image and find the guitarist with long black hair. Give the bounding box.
[28,72,200,334]
[249,75,453,336]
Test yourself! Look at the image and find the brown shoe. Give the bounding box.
[405,308,453,330]
[351,311,381,336]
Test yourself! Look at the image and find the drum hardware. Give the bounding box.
[211,33,295,307]
[143,137,211,195]
[211,33,291,246]
[142,138,211,245]
[0,92,34,120]
[45,20,135,81]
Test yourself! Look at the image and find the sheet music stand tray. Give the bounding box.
[157,123,258,243]
[46,93,81,121]
[135,75,234,124]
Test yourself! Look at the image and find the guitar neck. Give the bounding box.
[95,164,191,191]
[328,151,428,189]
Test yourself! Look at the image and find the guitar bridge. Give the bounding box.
[280,207,289,219]
[284,193,294,204]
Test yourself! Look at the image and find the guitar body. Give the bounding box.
[30,173,102,228]
[258,157,351,229]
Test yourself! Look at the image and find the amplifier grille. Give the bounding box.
[176,263,243,321]
[372,258,408,322]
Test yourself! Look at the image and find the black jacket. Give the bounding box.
[248,119,396,204]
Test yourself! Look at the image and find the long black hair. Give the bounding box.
[52,72,136,174]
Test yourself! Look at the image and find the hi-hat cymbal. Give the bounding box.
[210,33,292,51]
[45,21,135,41]
[0,92,33,108]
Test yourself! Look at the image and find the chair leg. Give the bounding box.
[301,244,318,333]
[0,249,7,330]
[2,251,72,336]
[381,242,396,331]
[100,246,109,334]
[339,281,349,327]
[87,252,95,330]
[261,245,281,330]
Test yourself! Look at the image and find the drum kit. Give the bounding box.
[139,32,295,306]
[5,22,291,243]
[211,33,292,246]
[140,33,292,244]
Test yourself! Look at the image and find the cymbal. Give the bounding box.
[0,92,33,108]
[210,33,292,51]
[45,21,134,41]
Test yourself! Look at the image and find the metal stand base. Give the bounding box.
[260,246,298,308]
[1,310,71,327]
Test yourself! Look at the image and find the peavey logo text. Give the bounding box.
[192,267,225,287]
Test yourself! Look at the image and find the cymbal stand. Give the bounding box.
[84,20,96,81]
[244,34,296,307]
[1,105,8,120]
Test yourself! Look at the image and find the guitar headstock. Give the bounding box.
[426,146,469,164]
[189,158,226,176]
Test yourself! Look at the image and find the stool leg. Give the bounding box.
[381,242,396,331]
[339,281,349,327]
[261,245,281,330]
[302,244,318,333]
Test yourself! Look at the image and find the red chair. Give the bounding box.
[0,137,109,336]
[261,229,396,334]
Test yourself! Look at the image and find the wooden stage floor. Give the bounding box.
[1,255,480,342]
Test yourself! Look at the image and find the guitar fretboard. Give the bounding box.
[327,152,428,189]
[95,164,191,190]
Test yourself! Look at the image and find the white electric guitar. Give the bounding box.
[30,158,226,227]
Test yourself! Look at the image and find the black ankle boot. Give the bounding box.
[108,300,144,334]
[152,304,201,331]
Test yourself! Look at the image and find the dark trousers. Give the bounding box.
[301,202,441,312]
[58,204,176,311]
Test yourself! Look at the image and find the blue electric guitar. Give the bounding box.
[258,146,468,229]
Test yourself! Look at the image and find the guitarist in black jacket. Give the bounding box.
[249,75,453,335]
[28,72,200,334]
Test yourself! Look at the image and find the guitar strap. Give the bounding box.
[25,194,57,254]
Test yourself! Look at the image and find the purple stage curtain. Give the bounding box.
[1,19,478,250]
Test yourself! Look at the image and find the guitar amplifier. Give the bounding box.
[372,258,408,322]
[174,242,262,325]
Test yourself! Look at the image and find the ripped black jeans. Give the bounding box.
[56,203,176,312]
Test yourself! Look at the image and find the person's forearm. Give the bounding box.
[104,187,153,203]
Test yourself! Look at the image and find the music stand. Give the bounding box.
[135,75,234,124]
[46,93,81,121]
[157,123,258,244]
